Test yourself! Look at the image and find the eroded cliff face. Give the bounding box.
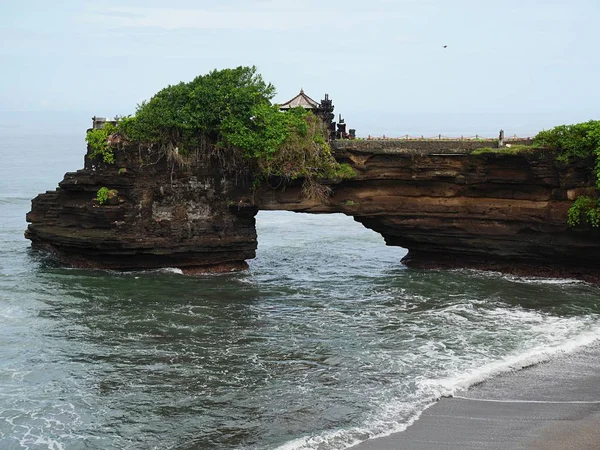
[256,140,600,279]
[26,139,600,279]
[26,145,257,272]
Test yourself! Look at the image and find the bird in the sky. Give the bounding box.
[443,45,448,48]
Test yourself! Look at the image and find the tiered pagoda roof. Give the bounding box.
[278,89,320,110]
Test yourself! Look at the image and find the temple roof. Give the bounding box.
[279,89,320,110]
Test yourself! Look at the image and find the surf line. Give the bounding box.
[452,396,600,404]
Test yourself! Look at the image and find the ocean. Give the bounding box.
[1,131,600,449]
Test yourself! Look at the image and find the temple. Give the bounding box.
[278,88,320,111]
[278,89,355,140]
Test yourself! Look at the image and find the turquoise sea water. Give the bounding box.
[1,132,600,449]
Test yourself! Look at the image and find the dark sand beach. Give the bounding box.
[353,341,600,449]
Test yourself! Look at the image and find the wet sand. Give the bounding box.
[353,342,600,449]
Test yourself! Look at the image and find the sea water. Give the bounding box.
[1,131,600,449]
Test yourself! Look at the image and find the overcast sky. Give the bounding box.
[1,0,598,136]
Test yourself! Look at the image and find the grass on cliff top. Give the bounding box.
[471,144,540,155]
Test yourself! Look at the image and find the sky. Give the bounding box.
[1,0,599,136]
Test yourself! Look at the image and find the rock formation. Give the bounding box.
[26,145,258,273]
[26,139,600,280]
[259,140,600,280]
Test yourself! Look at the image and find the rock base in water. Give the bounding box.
[26,139,600,279]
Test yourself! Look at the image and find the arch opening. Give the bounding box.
[250,211,407,281]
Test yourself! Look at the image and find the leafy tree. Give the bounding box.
[87,66,353,201]
[534,120,600,184]
[118,66,275,152]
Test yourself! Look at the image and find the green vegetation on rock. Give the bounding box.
[532,120,600,227]
[88,66,352,201]
[96,187,110,205]
[86,123,117,164]
[567,195,600,227]
[535,120,600,161]
[222,104,354,199]
[472,144,538,155]
[117,66,276,152]
[95,187,118,205]
[534,120,600,185]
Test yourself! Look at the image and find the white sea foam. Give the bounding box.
[429,324,600,397]
[501,275,585,286]
[272,281,600,450]
[275,403,433,450]
[2,402,95,450]
[276,320,600,450]
[103,267,185,276]
[457,268,587,286]
[159,267,184,275]
[0,305,28,320]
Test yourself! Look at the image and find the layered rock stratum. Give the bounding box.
[26,139,600,280]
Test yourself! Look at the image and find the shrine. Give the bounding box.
[278,89,355,140]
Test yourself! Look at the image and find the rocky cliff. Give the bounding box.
[26,139,600,279]
[256,140,600,279]
[26,144,258,273]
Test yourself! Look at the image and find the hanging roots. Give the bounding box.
[165,144,192,171]
[301,177,332,203]
[209,144,250,176]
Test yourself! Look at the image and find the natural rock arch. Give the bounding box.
[26,139,600,281]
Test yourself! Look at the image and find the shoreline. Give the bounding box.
[352,341,600,449]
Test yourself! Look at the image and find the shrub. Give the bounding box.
[221,104,353,200]
[567,196,600,227]
[533,121,600,227]
[96,187,110,205]
[534,120,600,187]
[86,123,117,164]
[95,187,118,205]
[223,106,331,178]
[535,120,600,162]
[331,163,357,180]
